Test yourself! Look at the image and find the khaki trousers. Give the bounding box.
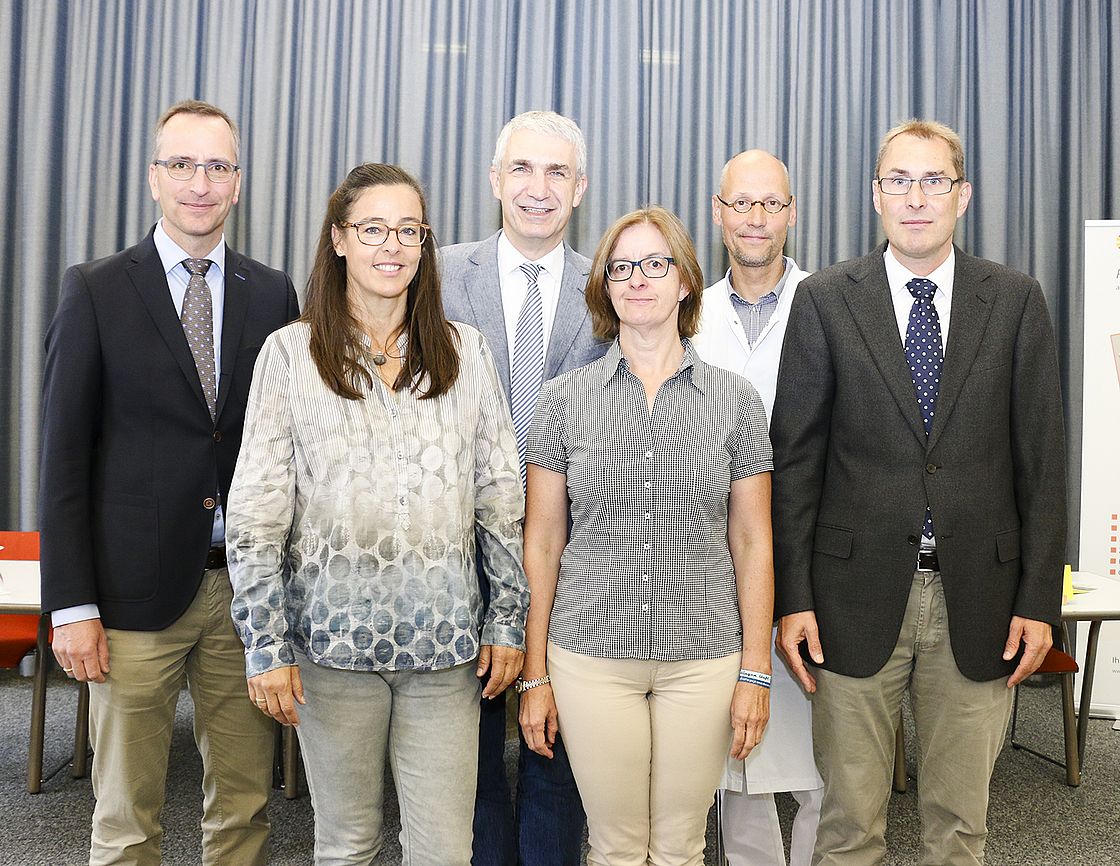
[548,642,740,866]
[811,572,1014,866]
[88,568,274,866]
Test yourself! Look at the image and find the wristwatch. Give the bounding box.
[515,674,551,694]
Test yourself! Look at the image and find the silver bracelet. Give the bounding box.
[738,669,772,688]
[515,674,551,694]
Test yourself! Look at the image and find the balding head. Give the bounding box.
[713,149,796,274]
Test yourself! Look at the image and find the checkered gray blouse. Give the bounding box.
[526,339,772,661]
[226,322,527,679]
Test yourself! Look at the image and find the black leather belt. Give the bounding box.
[917,549,940,572]
[205,546,227,570]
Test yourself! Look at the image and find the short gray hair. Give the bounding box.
[491,111,587,178]
[152,99,240,164]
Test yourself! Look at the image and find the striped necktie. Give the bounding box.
[509,262,545,481]
[181,258,216,418]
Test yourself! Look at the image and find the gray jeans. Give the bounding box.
[295,655,481,866]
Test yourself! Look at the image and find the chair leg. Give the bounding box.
[73,681,90,778]
[893,718,907,793]
[27,615,50,794]
[282,724,300,799]
[1059,670,1080,787]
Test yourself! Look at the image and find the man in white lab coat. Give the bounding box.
[693,149,823,866]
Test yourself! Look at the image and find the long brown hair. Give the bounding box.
[303,163,460,400]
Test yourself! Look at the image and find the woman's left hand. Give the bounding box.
[729,681,770,760]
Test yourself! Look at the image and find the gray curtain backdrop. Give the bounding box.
[3,1,1117,560]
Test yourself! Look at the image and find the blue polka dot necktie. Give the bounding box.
[904,277,942,540]
[509,262,545,484]
[182,258,216,419]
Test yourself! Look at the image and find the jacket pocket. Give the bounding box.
[995,528,1021,563]
[813,523,853,559]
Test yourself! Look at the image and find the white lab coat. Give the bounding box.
[693,259,823,796]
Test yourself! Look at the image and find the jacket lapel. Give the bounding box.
[544,243,592,380]
[215,249,250,421]
[126,230,210,413]
[926,249,994,451]
[842,248,928,447]
[464,234,512,394]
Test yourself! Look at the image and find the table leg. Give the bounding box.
[27,614,50,794]
[1076,620,1102,766]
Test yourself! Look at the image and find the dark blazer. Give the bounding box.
[439,232,610,399]
[39,228,300,630]
[770,243,1066,682]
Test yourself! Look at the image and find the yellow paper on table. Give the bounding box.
[1062,563,1073,604]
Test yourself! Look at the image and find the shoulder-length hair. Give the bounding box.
[303,163,459,401]
[585,206,705,341]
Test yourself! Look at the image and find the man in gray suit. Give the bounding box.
[771,119,1066,865]
[441,110,606,866]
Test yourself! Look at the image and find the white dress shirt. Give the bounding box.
[496,232,565,356]
[884,244,954,348]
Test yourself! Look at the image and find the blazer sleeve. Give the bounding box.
[38,265,103,613]
[770,285,835,618]
[1008,281,1067,624]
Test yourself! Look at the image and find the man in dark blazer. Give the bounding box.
[40,100,299,866]
[771,120,1066,865]
[441,110,607,866]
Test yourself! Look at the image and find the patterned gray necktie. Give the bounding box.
[509,262,545,482]
[181,258,216,418]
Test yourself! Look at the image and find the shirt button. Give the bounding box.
[202,497,216,510]
[399,496,406,505]
[645,512,651,520]
[645,450,653,460]
[641,604,649,612]
[642,573,649,581]
[643,543,651,551]
[643,480,651,489]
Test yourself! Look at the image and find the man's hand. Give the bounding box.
[1004,616,1054,688]
[52,619,110,683]
[519,684,559,758]
[247,666,305,726]
[776,611,823,693]
[477,645,525,698]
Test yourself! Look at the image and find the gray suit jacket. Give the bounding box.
[770,242,1066,682]
[439,232,609,400]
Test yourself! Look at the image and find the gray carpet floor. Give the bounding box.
[0,667,1117,865]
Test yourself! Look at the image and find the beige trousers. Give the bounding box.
[811,571,1014,866]
[88,568,274,866]
[548,642,740,866]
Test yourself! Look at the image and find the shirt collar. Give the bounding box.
[884,243,954,302]
[726,256,793,306]
[154,218,226,278]
[596,337,708,393]
[496,231,566,280]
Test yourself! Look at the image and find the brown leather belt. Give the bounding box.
[205,546,227,570]
[917,550,940,572]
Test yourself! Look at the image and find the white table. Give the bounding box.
[1062,571,1120,768]
[0,558,89,793]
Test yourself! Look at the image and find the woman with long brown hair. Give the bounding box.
[226,163,527,865]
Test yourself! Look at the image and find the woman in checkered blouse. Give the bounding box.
[517,206,776,864]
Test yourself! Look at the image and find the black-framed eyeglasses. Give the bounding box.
[153,159,240,183]
[715,194,793,215]
[338,221,430,247]
[875,176,963,196]
[605,256,676,282]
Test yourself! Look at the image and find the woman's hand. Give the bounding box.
[248,665,305,726]
[729,681,770,760]
[519,684,560,759]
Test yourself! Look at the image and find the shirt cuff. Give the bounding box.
[51,604,101,627]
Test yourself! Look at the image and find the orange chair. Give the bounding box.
[0,531,90,793]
